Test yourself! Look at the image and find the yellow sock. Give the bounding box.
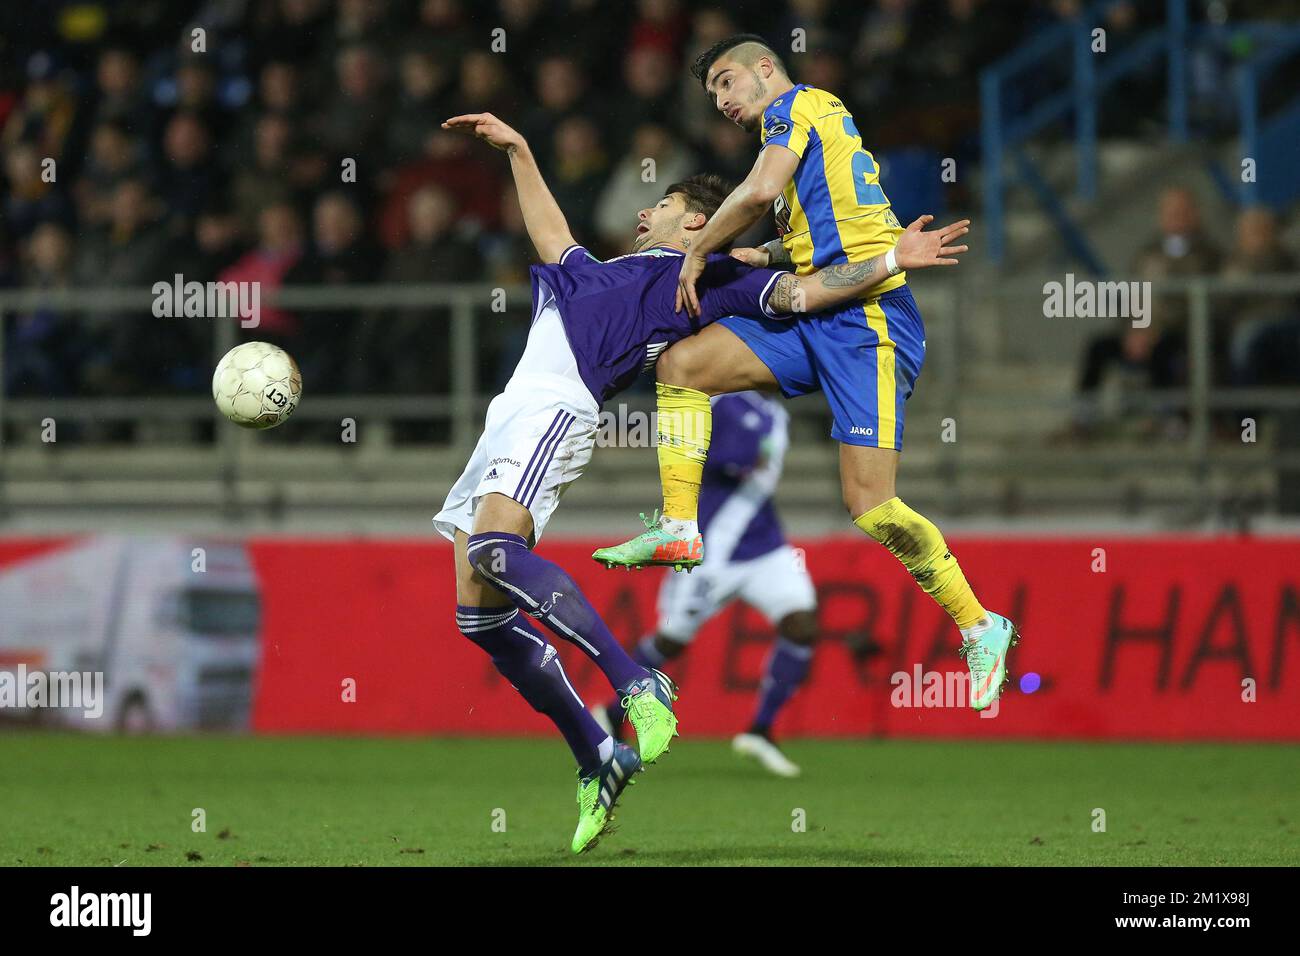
[655,383,712,522]
[854,496,986,630]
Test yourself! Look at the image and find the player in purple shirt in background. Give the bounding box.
[595,391,816,777]
[433,111,968,853]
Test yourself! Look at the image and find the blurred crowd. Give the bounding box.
[0,0,1160,407]
[0,0,1292,431]
[1067,187,1300,442]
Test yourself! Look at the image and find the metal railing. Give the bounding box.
[980,0,1300,266]
[1,274,1299,520]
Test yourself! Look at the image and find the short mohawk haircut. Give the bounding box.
[665,174,735,220]
[690,33,786,89]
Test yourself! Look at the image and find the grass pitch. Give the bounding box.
[2,733,1296,866]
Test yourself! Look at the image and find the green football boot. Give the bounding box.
[959,612,1020,711]
[571,742,642,854]
[619,667,680,764]
[592,511,703,572]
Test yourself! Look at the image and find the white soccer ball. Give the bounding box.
[212,342,302,429]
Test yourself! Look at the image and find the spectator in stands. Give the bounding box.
[219,200,305,337]
[390,184,480,284]
[284,191,385,391]
[546,116,610,248]
[156,111,224,238]
[176,205,248,283]
[479,191,536,392]
[594,122,693,254]
[2,53,80,165]
[74,120,149,228]
[5,223,79,398]
[449,51,515,122]
[387,50,452,164]
[703,119,754,186]
[3,139,72,239]
[775,0,837,58]
[231,114,297,232]
[256,60,306,118]
[156,57,231,143]
[676,6,739,145]
[627,0,688,61]
[73,178,168,288]
[406,0,474,66]
[1222,207,1299,388]
[520,55,600,168]
[73,180,177,401]
[620,46,677,140]
[360,184,479,401]
[377,128,502,248]
[850,0,918,109]
[321,44,390,170]
[90,44,149,134]
[1068,186,1221,439]
[496,0,559,85]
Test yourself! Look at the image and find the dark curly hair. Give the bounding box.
[689,33,787,89]
[664,174,735,219]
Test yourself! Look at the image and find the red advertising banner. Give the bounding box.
[3,536,1298,739]
[246,536,1300,740]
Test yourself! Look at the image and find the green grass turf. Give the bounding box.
[1,733,1297,866]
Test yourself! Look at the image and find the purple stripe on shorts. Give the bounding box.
[521,412,574,508]
[514,410,565,501]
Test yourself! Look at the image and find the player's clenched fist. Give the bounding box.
[442,113,525,153]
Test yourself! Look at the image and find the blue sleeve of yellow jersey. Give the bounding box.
[760,90,813,159]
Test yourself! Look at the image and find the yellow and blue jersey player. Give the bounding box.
[594,33,1020,713]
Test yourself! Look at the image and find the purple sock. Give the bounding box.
[456,605,610,776]
[467,532,645,690]
[751,637,814,735]
[632,634,668,669]
[604,635,666,720]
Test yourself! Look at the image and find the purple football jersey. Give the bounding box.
[698,392,789,563]
[529,244,790,403]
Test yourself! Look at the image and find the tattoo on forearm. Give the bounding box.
[819,259,878,288]
[769,257,881,314]
[769,274,799,313]
[763,238,792,266]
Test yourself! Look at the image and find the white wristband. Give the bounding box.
[884,247,901,277]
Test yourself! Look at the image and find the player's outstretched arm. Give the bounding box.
[767,215,970,316]
[442,113,577,264]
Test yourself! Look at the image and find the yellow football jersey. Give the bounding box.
[760,85,906,291]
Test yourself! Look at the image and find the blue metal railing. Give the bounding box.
[981,0,1190,268]
[981,0,1300,269]
[1238,35,1300,208]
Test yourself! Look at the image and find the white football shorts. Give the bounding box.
[434,286,599,543]
[656,543,817,643]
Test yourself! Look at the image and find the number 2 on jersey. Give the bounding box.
[842,116,887,207]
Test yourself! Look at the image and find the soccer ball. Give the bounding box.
[212,342,302,429]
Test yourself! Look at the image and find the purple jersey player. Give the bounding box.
[595,392,817,777]
[434,111,966,853]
